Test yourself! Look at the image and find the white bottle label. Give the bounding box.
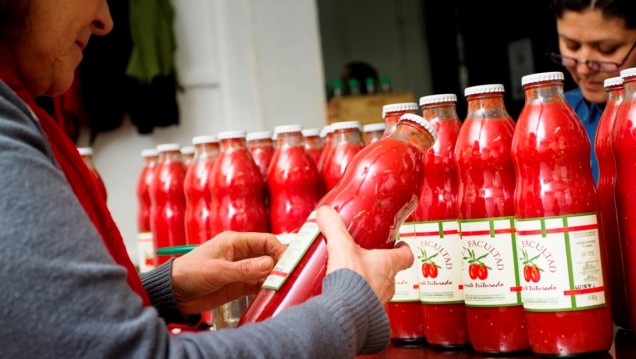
[515,213,606,311]
[460,217,523,307]
[262,211,320,290]
[415,220,464,304]
[137,232,155,273]
[390,222,421,302]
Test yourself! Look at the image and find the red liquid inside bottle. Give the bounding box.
[238,114,438,325]
[209,131,268,235]
[512,72,613,356]
[302,128,323,165]
[136,148,158,273]
[456,85,528,353]
[613,67,636,332]
[321,120,365,192]
[184,135,219,245]
[150,143,187,266]
[408,93,467,348]
[268,125,321,234]
[596,76,630,330]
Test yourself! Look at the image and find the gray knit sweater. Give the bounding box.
[0,81,389,358]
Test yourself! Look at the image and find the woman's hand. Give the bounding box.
[171,231,287,316]
[317,206,414,304]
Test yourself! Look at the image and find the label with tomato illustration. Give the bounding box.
[414,220,463,304]
[515,213,606,311]
[389,222,422,302]
[137,231,155,273]
[262,211,320,290]
[459,217,522,306]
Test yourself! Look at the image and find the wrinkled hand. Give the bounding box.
[317,206,414,304]
[171,231,287,316]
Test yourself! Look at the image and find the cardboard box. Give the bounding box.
[326,91,417,126]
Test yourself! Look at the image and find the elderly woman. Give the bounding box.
[0,1,413,357]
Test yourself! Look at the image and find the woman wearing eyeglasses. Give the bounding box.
[548,0,636,183]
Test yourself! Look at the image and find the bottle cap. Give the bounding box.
[218,130,247,140]
[302,128,321,137]
[77,147,93,156]
[320,125,332,138]
[604,76,624,88]
[464,84,504,97]
[273,124,303,135]
[398,113,438,143]
[245,131,273,142]
[419,94,457,106]
[362,122,386,132]
[192,135,218,145]
[382,102,418,118]
[330,120,361,131]
[620,67,636,79]
[521,71,564,86]
[180,146,195,155]
[157,143,181,152]
[141,148,159,158]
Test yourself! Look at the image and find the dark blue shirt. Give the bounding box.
[564,87,604,184]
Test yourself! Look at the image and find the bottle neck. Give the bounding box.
[606,85,623,103]
[304,135,322,149]
[392,121,436,152]
[465,92,510,119]
[332,127,363,146]
[421,102,459,122]
[194,142,220,159]
[81,155,95,168]
[277,131,305,148]
[523,80,566,105]
[143,156,158,167]
[158,150,183,163]
[220,138,248,152]
[247,138,273,149]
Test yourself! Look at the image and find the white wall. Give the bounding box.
[82,0,327,259]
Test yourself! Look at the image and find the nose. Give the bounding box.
[91,0,114,36]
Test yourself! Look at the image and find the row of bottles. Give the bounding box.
[380,72,614,357]
[129,70,625,356]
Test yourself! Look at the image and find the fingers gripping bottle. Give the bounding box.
[512,72,613,356]
[238,114,438,325]
[456,84,529,354]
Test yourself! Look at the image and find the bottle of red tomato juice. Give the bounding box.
[456,84,529,354]
[512,72,613,356]
[238,113,438,325]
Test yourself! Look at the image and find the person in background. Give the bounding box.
[547,0,636,183]
[0,1,413,358]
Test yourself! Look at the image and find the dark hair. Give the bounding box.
[0,1,31,44]
[550,0,636,29]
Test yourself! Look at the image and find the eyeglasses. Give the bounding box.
[546,41,636,73]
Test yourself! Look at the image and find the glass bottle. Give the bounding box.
[512,72,613,356]
[613,67,636,332]
[301,128,323,165]
[317,124,334,175]
[382,102,419,138]
[408,93,467,348]
[181,146,196,168]
[362,122,386,146]
[596,76,630,330]
[184,135,219,246]
[136,148,158,273]
[321,120,365,192]
[77,147,107,202]
[246,131,275,183]
[238,113,438,325]
[456,85,528,353]
[268,125,322,234]
[208,131,269,236]
[150,143,187,266]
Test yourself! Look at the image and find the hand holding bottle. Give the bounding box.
[318,206,415,304]
[171,231,286,316]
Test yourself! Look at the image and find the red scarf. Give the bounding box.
[0,60,151,307]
